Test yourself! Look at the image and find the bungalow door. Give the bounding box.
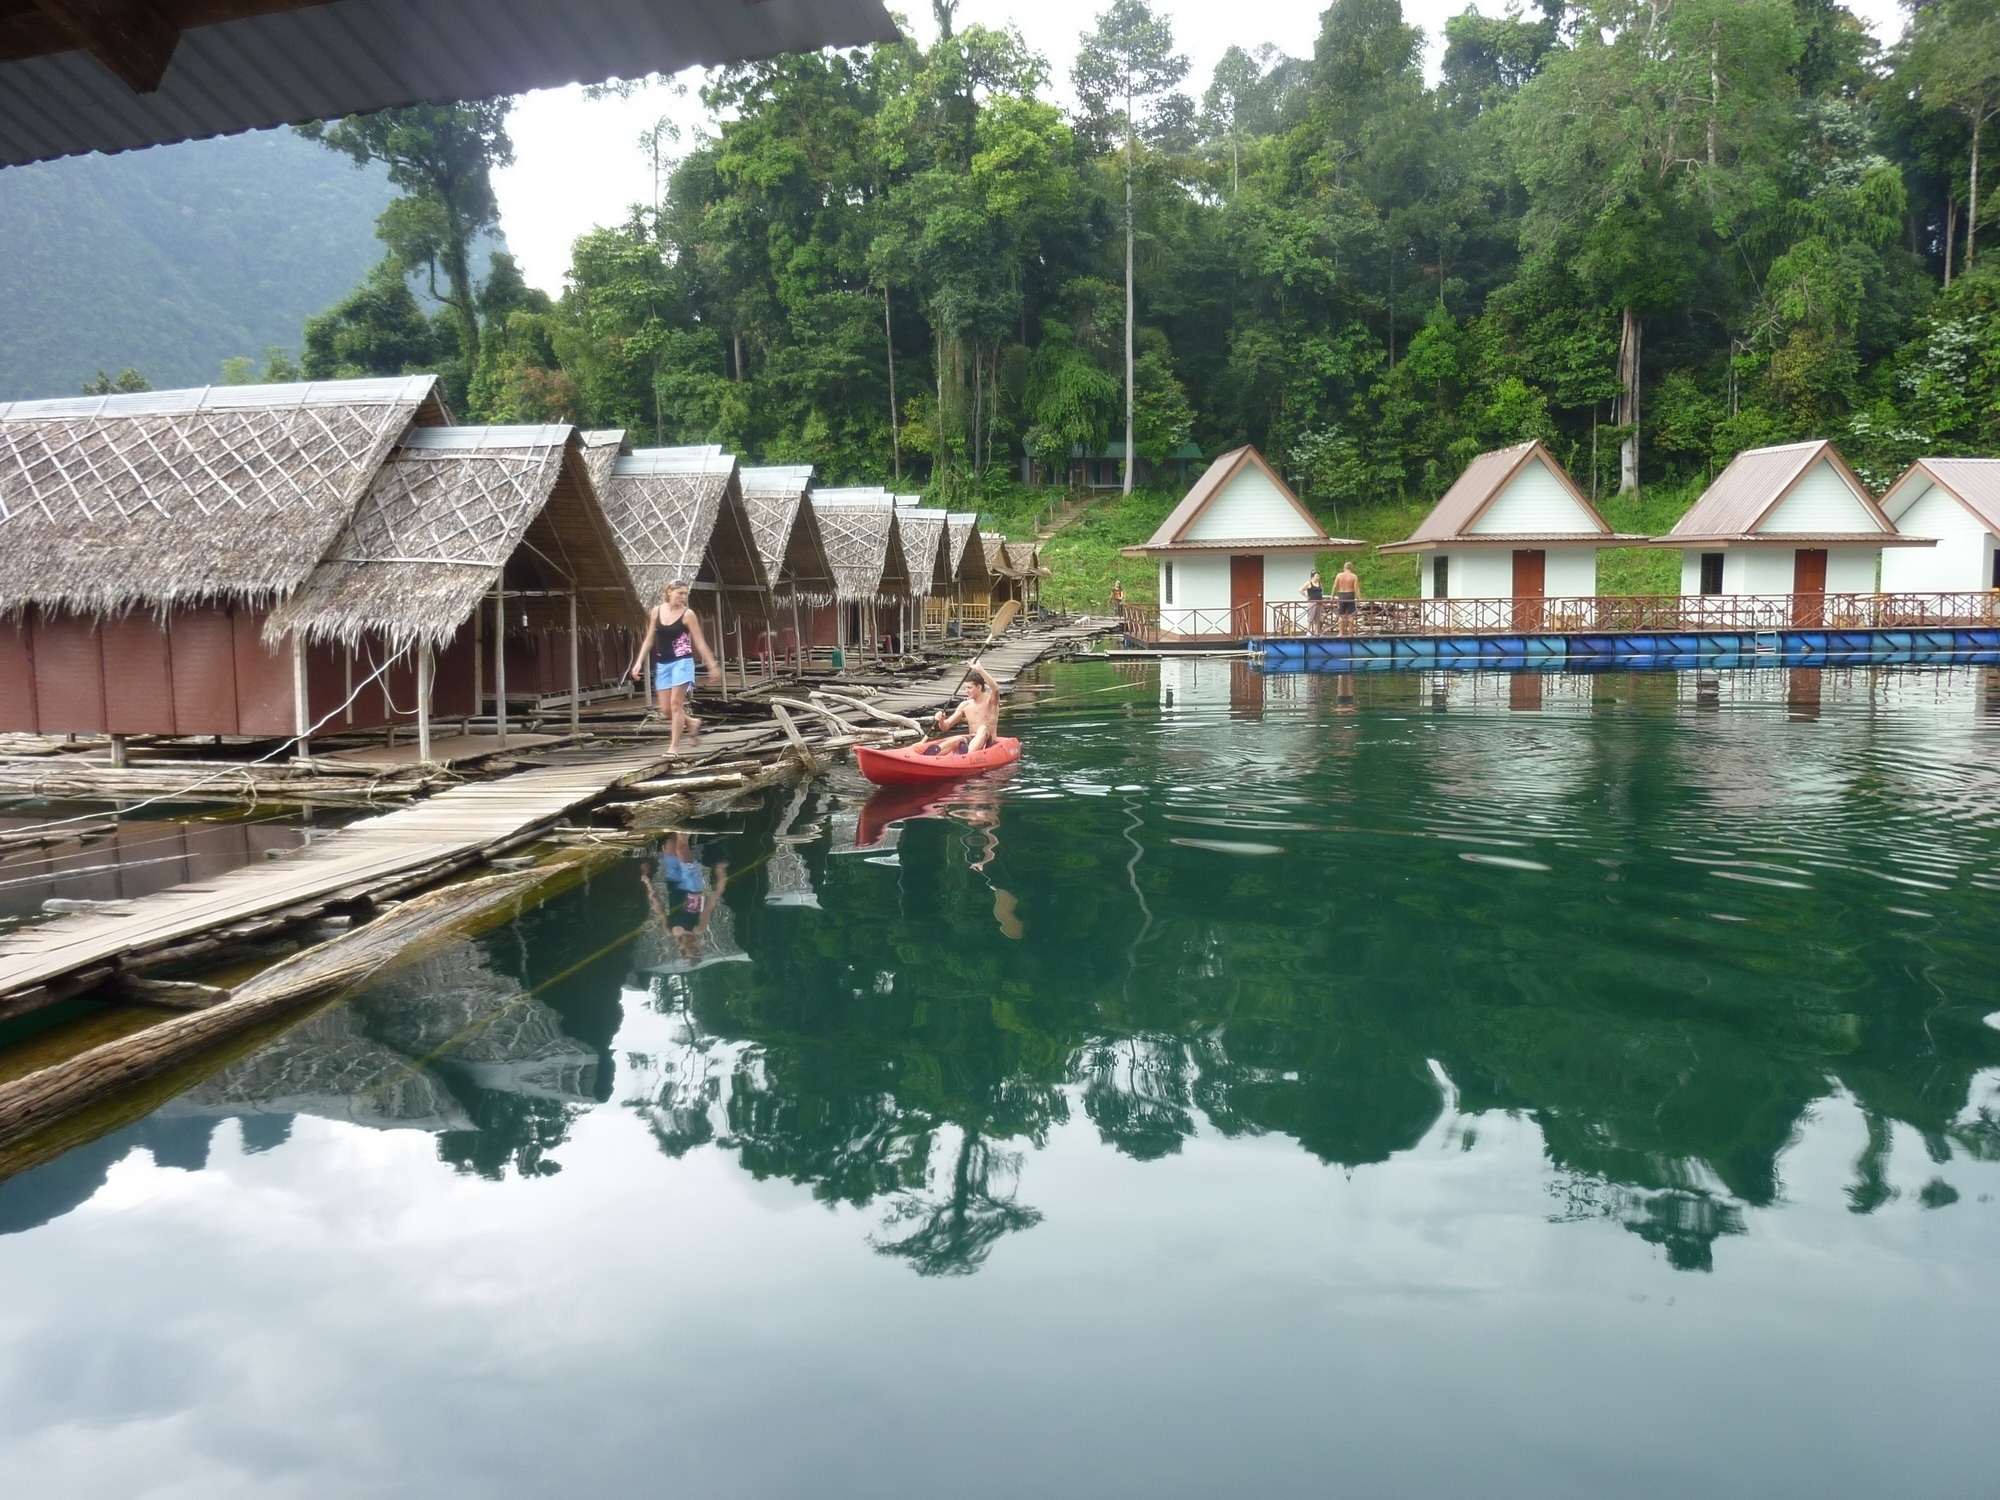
[1230,555,1264,637]
[1792,548,1828,627]
[1511,548,1546,632]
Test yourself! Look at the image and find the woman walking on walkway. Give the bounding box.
[629,580,722,756]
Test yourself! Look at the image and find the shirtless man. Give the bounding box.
[1333,559,1362,639]
[932,662,1001,753]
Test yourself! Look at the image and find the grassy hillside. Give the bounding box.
[0,129,394,400]
[1027,477,1704,610]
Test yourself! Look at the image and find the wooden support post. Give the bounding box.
[417,642,434,764]
[472,594,483,720]
[494,588,508,750]
[291,634,310,760]
[108,735,126,768]
[567,590,580,738]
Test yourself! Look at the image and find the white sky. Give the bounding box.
[492,0,1914,294]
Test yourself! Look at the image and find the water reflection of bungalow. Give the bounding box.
[1660,440,1923,600]
[1876,458,2000,593]
[168,944,602,1128]
[1380,440,1636,604]
[1123,445,1362,638]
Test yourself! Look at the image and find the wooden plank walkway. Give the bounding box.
[0,618,1110,1012]
[0,742,682,1009]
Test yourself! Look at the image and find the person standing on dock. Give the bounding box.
[1302,570,1324,634]
[629,581,723,757]
[1333,560,1361,639]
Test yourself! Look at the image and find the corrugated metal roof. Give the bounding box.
[402,423,574,450]
[0,373,438,418]
[1884,457,2000,535]
[0,0,900,168]
[1666,440,1895,539]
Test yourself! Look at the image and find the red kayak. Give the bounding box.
[855,735,1022,786]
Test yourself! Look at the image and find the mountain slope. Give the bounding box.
[0,128,396,400]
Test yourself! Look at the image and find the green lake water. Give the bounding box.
[2,658,1998,1498]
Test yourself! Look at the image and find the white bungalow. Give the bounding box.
[1121,445,1362,637]
[1378,439,1636,600]
[1661,440,1925,597]
[1876,458,2000,593]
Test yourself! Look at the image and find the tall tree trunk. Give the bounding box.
[1617,307,1641,496]
[441,222,480,372]
[1970,111,1983,270]
[973,339,984,479]
[884,286,900,482]
[1123,108,1135,499]
[1707,21,1718,171]
[1946,197,1958,289]
[732,330,744,383]
[1230,131,1239,197]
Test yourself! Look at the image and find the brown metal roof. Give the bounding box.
[1379,531,1651,554]
[1879,457,2000,535]
[1138,445,1329,549]
[0,0,900,168]
[1123,535,1364,556]
[1399,439,1611,544]
[1666,440,1894,539]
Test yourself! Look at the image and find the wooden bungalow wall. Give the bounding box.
[0,604,477,738]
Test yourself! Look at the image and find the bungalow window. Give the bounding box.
[1991,548,2000,590]
[1700,552,1725,595]
[1162,561,1175,605]
[1432,555,1448,598]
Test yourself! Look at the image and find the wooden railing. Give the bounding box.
[1121,602,1260,641]
[1253,593,2000,638]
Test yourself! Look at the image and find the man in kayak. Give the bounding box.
[931,662,1000,753]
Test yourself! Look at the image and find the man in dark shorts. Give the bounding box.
[1333,560,1362,639]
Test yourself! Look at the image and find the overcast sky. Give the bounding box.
[492,0,1914,294]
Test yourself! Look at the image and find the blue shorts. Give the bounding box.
[654,656,696,691]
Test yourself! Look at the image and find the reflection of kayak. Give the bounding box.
[854,736,1022,786]
[855,764,1017,847]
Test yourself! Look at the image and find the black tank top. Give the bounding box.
[656,609,694,664]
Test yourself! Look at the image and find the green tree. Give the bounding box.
[1074,0,1189,496]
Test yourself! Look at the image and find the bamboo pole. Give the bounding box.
[568,590,581,738]
[494,588,508,750]
[291,634,310,761]
[416,643,433,764]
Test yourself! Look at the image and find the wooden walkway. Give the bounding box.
[0,618,1110,1015]
[0,742,682,1013]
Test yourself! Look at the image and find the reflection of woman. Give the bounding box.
[643,832,731,960]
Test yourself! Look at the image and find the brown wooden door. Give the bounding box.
[1511,548,1546,631]
[1230,554,1264,636]
[1792,548,1828,626]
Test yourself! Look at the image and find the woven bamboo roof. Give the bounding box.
[1004,541,1048,579]
[816,499,910,602]
[982,531,1018,579]
[944,512,990,589]
[268,426,639,649]
[578,429,630,499]
[740,464,836,601]
[0,375,448,619]
[887,506,950,594]
[602,447,768,607]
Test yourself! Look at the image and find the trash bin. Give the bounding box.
[830,647,845,670]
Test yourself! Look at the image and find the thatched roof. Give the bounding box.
[267,425,639,649]
[0,375,448,619]
[601,447,768,607]
[740,464,836,602]
[946,512,989,588]
[887,505,950,595]
[983,532,1019,579]
[815,497,911,603]
[1005,541,1049,579]
[578,429,630,499]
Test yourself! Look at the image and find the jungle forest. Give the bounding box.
[290,0,2000,593]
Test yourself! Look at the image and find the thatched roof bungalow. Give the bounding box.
[0,378,641,751]
[739,464,836,602]
[599,447,767,608]
[813,491,911,603]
